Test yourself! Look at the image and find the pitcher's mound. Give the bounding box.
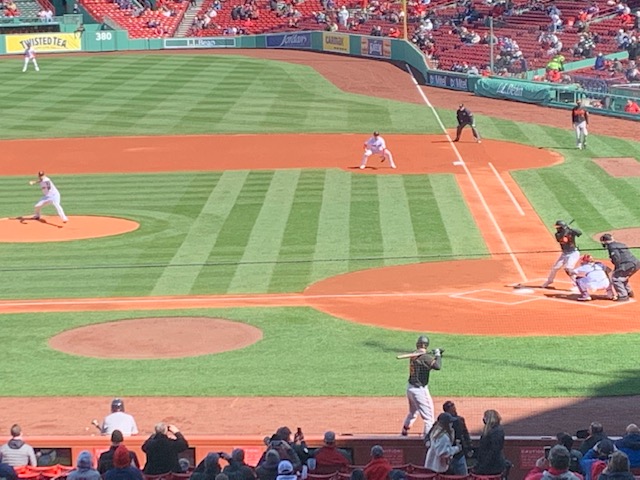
[49,317,263,359]
[0,216,139,243]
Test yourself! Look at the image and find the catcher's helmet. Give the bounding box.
[111,398,124,412]
[416,335,429,347]
[554,220,567,228]
[600,233,613,242]
[580,254,594,264]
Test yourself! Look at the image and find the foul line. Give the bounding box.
[405,66,527,282]
[488,162,525,216]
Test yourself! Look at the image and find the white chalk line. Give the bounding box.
[406,67,527,283]
[488,162,525,216]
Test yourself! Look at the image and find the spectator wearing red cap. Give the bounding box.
[105,446,143,480]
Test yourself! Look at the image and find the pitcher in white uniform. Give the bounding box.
[29,171,68,223]
[360,131,396,170]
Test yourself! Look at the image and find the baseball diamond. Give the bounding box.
[0,50,640,446]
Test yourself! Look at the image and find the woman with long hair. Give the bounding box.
[598,451,635,480]
[474,410,507,476]
[424,413,462,473]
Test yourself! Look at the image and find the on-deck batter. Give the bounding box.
[29,171,68,223]
[401,335,442,437]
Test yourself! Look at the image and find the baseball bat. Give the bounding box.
[396,350,424,359]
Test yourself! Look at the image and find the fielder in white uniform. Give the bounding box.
[29,171,68,223]
[571,255,614,302]
[22,43,40,72]
[360,131,396,170]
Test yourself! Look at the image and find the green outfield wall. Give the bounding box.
[1,24,637,121]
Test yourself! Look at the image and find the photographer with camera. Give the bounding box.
[400,335,443,437]
[142,423,188,475]
[257,427,303,472]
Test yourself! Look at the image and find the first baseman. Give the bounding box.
[401,335,442,437]
[542,220,581,289]
[29,171,68,223]
[360,131,396,170]
[22,42,40,73]
[572,101,589,149]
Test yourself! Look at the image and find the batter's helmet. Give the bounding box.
[580,254,594,264]
[111,398,124,413]
[555,220,567,228]
[416,335,429,347]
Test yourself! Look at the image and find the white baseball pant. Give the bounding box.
[403,383,435,436]
[35,194,68,222]
[545,250,581,286]
[574,121,588,148]
[23,57,40,72]
[360,148,396,169]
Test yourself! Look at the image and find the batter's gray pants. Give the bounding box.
[403,383,435,436]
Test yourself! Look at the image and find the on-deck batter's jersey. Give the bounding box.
[408,353,436,387]
[572,106,588,124]
[102,412,139,436]
[365,136,387,152]
[39,176,60,196]
[574,263,608,283]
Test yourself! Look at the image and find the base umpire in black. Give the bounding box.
[600,233,640,302]
[453,104,481,143]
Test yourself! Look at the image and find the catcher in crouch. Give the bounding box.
[569,254,615,302]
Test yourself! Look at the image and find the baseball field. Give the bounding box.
[1,50,640,438]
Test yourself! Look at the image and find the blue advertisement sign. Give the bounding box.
[427,72,470,91]
[265,33,312,49]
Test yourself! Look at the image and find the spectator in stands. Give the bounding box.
[142,423,189,475]
[68,451,101,480]
[615,424,640,465]
[363,446,392,480]
[311,431,349,473]
[338,5,349,27]
[580,423,610,456]
[256,450,280,480]
[105,446,144,480]
[628,38,639,62]
[221,449,256,480]
[388,27,400,38]
[442,401,472,475]
[192,453,222,480]
[594,53,606,70]
[616,29,630,50]
[424,412,462,474]
[275,461,296,480]
[599,451,635,480]
[258,430,302,472]
[473,410,508,476]
[524,445,583,480]
[580,439,616,480]
[549,11,563,32]
[99,430,141,474]
[556,433,583,474]
[0,453,17,480]
[625,60,640,81]
[0,425,36,467]
[371,25,383,36]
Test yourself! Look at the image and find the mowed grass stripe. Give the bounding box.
[228,169,301,293]
[310,169,351,282]
[430,175,487,257]
[403,175,452,258]
[349,175,384,271]
[151,170,250,296]
[377,175,419,265]
[268,170,325,292]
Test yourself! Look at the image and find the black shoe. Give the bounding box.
[401,426,409,436]
[629,291,635,298]
[616,296,630,302]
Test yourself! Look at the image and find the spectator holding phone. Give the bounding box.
[524,445,584,480]
[142,423,188,475]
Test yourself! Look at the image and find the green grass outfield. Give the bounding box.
[1,53,640,398]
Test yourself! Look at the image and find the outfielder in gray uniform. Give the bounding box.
[401,335,442,437]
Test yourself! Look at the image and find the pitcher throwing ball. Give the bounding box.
[399,335,442,437]
[360,131,396,170]
[29,171,68,223]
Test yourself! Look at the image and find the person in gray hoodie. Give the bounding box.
[67,451,101,480]
[0,425,36,467]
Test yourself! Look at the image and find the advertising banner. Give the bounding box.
[360,37,390,58]
[427,71,470,91]
[265,32,312,49]
[322,33,349,53]
[6,33,82,53]
[163,37,236,49]
[474,78,553,104]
